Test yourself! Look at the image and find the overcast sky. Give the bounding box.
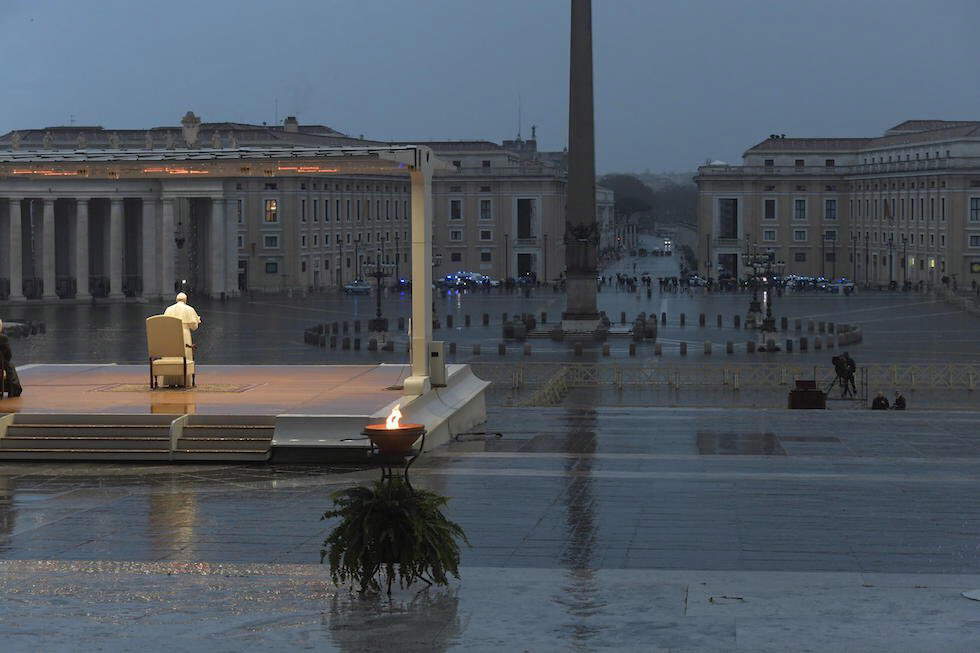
[2,0,978,173]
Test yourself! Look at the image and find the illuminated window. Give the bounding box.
[263,199,278,223]
[764,199,776,220]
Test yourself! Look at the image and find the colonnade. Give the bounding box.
[1,195,236,302]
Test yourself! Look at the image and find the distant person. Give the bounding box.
[0,320,23,398]
[871,391,889,410]
[842,352,857,396]
[831,355,852,398]
[892,391,906,410]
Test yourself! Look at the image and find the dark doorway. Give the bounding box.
[517,199,534,239]
[517,253,534,277]
[718,198,738,239]
[238,259,248,292]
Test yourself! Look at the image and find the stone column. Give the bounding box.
[403,169,433,396]
[108,197,124,299]
[41,199,58,299]
[209,197,226,298]
[7,198,24,301]
[75,198,90,299]
[160,198,175,297]
[141,198,158,300]
[562,0,601,333]
[225,198,238,296]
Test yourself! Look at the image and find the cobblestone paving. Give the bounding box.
[2,407,980,649]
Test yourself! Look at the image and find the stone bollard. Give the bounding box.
[680,313,686,327]
[717,314,723,328]
[473,344,481,356]
[483,313,490,326]
[647,288,652,299]
[629,343,637,356]
[498,343,506,356]
[602,344,610,357]
[574,342,583,356]
[621,311,627,324]
[353,338,361,351]
[330,335,337,349]
[661,312,667,325]
[734,315,741,329]
[397,317,405,331]
[368,338,378,351]
[704,341,712,355]
[794,319,802,331]
[780,317,788,331]
[786,339,793,352]
[446,314,454,329]
[814,336,822,350]
[679,342,688,356]
[523,343,532,356]
[449,342,457,355]
[799,337,808,351]
[818,321,825,333]
[699,313,706,327]
[726,341,734,354]
[465,314,471,327]
[541,312,547,324]
[747,340,756,353]
[654,343,663,356]
[354,320,361,334]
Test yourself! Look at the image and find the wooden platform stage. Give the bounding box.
[1,364,411,416]
[0,364,489,462]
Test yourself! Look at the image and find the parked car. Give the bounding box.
[343,279,372,295]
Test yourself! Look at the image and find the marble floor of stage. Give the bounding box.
[0,364,412,416]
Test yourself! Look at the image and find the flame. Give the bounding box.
[385,404,402,430]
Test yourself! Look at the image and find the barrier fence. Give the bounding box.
[468,362,979,406]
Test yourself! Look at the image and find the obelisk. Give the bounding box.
[561,0,602,337]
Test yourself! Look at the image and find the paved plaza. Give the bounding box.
[2,407,980,650]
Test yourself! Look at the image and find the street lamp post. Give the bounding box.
[901,234,908,289]
[394,231,400,286]
[354,236,362,280]
[851,232,857,282]
[887,234,895,286]
[864,232,870,288]
[368,247,390,336]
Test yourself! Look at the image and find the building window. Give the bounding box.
[794,159,804,168]
[449,185,462,193]
[236,199,243,224]
[265,261,278,274]
[481,160,491,168]
[764,159,774,167]
[450,229,463,241]
[300,234,307,248]
[356,199,361,220]
[452,160,461,167]
[480,185,491,192]
[794,251,806,262]
[480,229,492,241]
[969,236,980,247]
[450,199,462,220]
[236,234,244,249]
[718,198,738,238]
[301,260,307,273]
[346,199,351,221]
[385,200,391,220]
[941,197,946,220]
[301,199,307,222]
[764,199,776,220]
[403,200,408,219]
[313,199,319,222]
[763,229,776,241]
[970,198,980,222]
[480,199,493,220]
[824,199,837,220]
[264,183,277,190]
[451,252,462,262]
[313,234,319,247]
[793,229,807,241]
[263,235,279,249]
[346,233,351,244]
[480,251,492,262]
[823,230,836,241]
[794,199,806,220]
[264,199,278,223]
[825,159,835,167]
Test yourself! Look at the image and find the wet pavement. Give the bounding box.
[2,406,980,649]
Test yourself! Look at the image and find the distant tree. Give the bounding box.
[598,174,655,216]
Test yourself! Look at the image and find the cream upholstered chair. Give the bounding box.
[146,315,195,388]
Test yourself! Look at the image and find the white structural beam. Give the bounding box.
[403,167,434,396]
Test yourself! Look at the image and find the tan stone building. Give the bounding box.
[695,120,980,287]
[0,114,613,301]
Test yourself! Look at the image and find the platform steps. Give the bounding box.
[0,414,274,462]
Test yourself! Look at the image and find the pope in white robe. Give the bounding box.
[161,292,202,386]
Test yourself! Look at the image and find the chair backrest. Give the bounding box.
[146,315,186,358]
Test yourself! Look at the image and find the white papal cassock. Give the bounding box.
[161,293,202,386]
